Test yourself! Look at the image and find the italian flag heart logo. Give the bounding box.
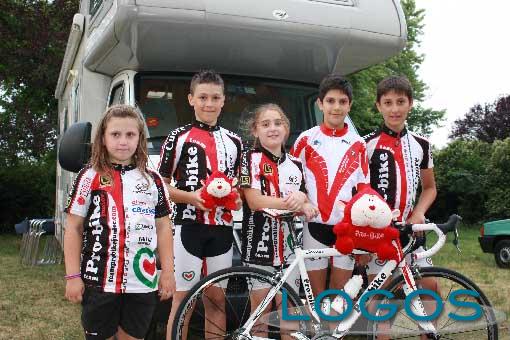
[134,247,158,288]
[182,271,195,281]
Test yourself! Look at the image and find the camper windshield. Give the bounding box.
[135,74,320,155]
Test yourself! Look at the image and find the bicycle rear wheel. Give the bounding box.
[367,267,498,339]
[172,266,311,340]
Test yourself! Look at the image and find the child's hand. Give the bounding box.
[65,278,84,304]
[190,188,210,211]
[284,191,307,212]
[158,270,175,301]
[407,211,426,237]
[233,188,243,211]
[302,203,319,221]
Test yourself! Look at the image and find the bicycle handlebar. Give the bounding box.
[398,214,462,260]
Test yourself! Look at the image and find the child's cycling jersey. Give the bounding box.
[240,147,306,266]
[291,124,370,225]
[65,164,171,293]
[158,121,242,226]
[364,125,433,222]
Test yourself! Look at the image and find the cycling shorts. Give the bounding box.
[303,222,355,271]
[174,224,233,290]
[366,246,433,275]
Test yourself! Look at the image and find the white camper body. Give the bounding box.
[54,0,407,241]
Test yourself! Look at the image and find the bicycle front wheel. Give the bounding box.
[172,266,311,340]
[367,267,498,339]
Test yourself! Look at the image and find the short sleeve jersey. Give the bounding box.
[158,121,242,226]
[290,124,370,225]
[240,147,306,266]
[64,164,171,293]
[364,125,433,222]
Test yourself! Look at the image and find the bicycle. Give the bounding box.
[171,213,499,339]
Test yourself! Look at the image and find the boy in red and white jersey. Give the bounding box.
[291,74,370,297]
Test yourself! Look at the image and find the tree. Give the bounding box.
[450,95,510,143]
[485,138,510,219]
[430,140,492,224]
[0,0,78,165]
[348,0,445,137]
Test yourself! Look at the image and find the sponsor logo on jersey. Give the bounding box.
[256,216,272,259]
[377,152,390,201]
[182,271,195,281]
[131,199,147,206]
[132,206,156,216]
[135,223,153,231]
[84,195,105,282]
[312,140,321,146]
[107,205,119,284]
[375,259,387,266]
[78,196,86,205]
[287,175,298,184]
[240,175,250,186]
[138,236,153,246]
[189,138,206,149]
[135,182,150,194]
[100,176,112,187]
[133,247,158,288]
[79,177,92,198]
[263,163,273,175]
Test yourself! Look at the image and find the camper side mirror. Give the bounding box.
[58,122,92,173]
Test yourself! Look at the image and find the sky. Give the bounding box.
[414,0,510,148]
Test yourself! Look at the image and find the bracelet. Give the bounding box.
[64,273,81,280]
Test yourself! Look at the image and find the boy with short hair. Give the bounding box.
[291,73,370,298]
[364,75,437,265]
[158,70,242,339]
[364,76,437,339]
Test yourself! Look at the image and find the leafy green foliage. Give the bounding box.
[348,0,445,137]
[430,139,510,224]
[0,0,78,166]
[485,138,510,218]
[450,95,510,143]
[0,152,56,233]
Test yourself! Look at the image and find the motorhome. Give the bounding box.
[55,0,407,243]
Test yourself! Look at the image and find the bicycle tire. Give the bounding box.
[366,266,498,339]
[171,266,311,339]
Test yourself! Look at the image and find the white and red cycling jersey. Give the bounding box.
[158,121,242,226]
[65,164,171,293]
[364,125,433,222]
[240,147,307,266]
[291,124,370,225]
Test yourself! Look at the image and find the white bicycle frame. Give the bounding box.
[240,223,447,339]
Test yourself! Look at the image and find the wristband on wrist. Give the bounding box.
[64,273,81,280]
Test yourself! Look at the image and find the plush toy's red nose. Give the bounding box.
[369,205,375,210]
[218,185,223,190]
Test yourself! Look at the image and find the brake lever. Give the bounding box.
[453,227,461,253]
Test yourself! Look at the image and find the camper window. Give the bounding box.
[109,83,125,106]
[135,74,318,155]
[89,0,104,16]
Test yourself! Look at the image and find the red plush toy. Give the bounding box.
[200,171,239,211]
[333,187,402,262]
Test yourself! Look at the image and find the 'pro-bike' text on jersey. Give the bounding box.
[291,124,370,225]
[65,165,171,293]
[158,121,242,226]
[364,125,433,222]
[240,147,306,266]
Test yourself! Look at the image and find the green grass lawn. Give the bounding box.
[0,235,82,340]
[1,225,509,339]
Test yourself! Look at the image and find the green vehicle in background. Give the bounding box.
[479,219,510,268]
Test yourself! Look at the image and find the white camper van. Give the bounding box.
[55,0,407,243]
